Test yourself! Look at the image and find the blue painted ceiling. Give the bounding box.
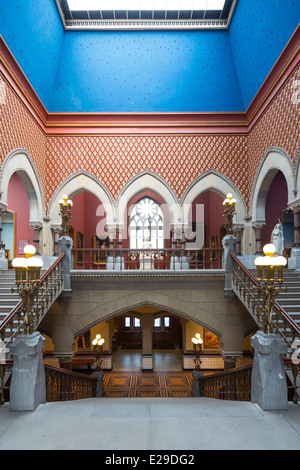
[0,0,299,113]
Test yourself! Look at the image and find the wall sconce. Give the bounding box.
[92,334,105,372]
[12,245,43,335]
[254,243,287,334]
[59,194,73,236]
[223,193,236,235]
[191,333,203,371]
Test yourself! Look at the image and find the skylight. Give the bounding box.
[66,0,226,11]
[55,0,237,30]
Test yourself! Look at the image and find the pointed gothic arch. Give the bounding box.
[0,148,46,223]
[249,147,294,222]
[47,170,115,226]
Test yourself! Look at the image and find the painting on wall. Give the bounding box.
[18,239,29,255]
[204,329,219,349]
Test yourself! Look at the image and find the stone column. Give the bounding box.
[0,205,8,270]
[114,225,125,270]
[51,224,62,256]
[0,204,7,244]
[106,224,116,270]
[170,224,184,270]
[252,221,265,255]
[287,202,300,269]
[141,314,153,370]
[222,234,237,300]
[293,205,300,246]
[9,332,46,411]
[233,224,243,256]
[58,235,73,293]
[251,330,288,410]
[30,221,43,255]
[52,325,74,370]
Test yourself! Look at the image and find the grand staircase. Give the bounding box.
[276,269,300,325]
[0,270,21,347]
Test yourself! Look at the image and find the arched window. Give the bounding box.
[129,197,164,249]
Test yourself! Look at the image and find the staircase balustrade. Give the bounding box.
[231,252,300,350]
[45,364,97,402]
[199,364,252,401]
[0,252,65,347]
[198,360,299,404]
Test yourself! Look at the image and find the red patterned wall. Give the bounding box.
[0,74,47,189]
[248,64,300,188]
[45,134,248,207]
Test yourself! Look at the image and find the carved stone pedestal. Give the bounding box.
[251,331,288,410]
[9,332,46,411]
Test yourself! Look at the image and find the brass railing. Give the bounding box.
[231,252,300,351]
[72,247,224,270]
[45,364,97,402]
[0,253,65,347]
[199,364,252,401]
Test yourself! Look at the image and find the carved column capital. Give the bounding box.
[288,200,300,213]
[0,203,7,216]
[252,220,266,230]
[29,220,43,231]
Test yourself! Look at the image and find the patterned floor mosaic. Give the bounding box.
[103,372,193,398]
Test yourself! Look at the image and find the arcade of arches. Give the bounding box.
[1,155,299,376]
[1,22,300,381]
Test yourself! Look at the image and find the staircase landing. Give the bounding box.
[0,397,300,450]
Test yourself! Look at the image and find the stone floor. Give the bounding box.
[112,348,183,372]
[1,348,300,450]
[1,398,300,450]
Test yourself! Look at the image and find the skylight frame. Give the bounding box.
[55,0,238,30]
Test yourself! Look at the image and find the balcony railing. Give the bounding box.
[72,247,224,270]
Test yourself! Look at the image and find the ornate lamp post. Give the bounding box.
[223,193,236,235]
[92,334,105,372]
[11,245,43,335]
[251,242,289,410]
[59,194,73,236]
[191,332,203,371]
[254,243,287,334]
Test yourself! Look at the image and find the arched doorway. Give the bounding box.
[70,190,108,268]
[261,170,289,250]
[3,172,35,263]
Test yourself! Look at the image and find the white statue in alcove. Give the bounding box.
[271,219,284,255]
